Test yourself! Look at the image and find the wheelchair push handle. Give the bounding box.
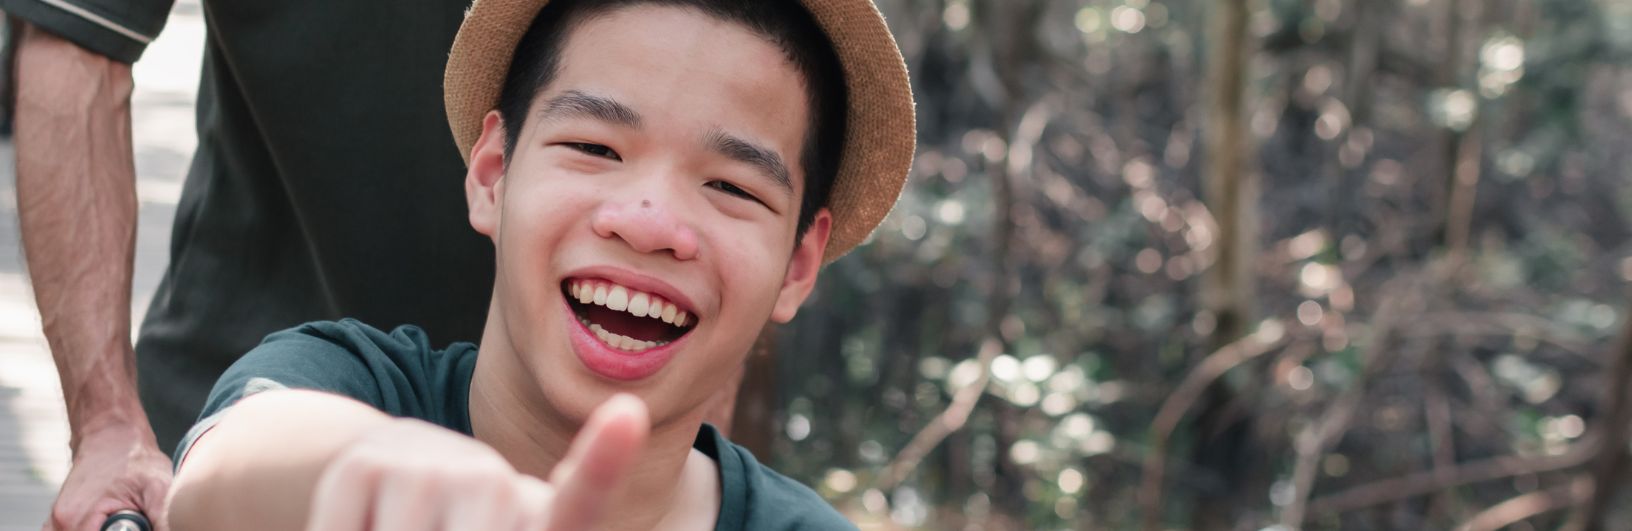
[101,510,151,531]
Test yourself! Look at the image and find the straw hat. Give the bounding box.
[444,0,916,262]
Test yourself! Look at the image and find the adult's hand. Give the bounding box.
[303,394,649,531]
[45,424,171,531]
[12,20,162,531]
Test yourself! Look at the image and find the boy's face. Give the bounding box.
[464,5,831,425]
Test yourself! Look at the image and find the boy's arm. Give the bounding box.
[166,389,647,531]
[166,390,394,530]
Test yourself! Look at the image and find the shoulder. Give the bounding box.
[710,430,857,531]
[176,320,475,462]
[197,319,477,436]
[262,318,434,354]
[248,319,475,376]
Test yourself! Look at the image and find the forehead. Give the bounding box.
[540,6,811,178]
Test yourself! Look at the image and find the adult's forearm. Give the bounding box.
[167,390,395,531]
[12,22,144,448]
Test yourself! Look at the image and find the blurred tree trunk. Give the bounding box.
[1199,0,1257,390]
[1327,0,1384,236]
[1343,0,1382,130]
[1434,0,1481,255]
[1192,0,1260,528]
[1565,295,1632,530]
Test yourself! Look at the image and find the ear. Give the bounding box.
[466,110,509,239]
[770,209,831,323]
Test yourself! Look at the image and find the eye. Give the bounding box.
[565,142,621,161]
[707,180,763,204]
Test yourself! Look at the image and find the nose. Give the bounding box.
[590,197,701,261]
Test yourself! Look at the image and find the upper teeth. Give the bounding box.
[568,279,690,327]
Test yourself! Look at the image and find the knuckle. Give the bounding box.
[327,452,376,478]
[45,507,71,529]
[516,475,555,505]
[447,466,513,493]
[441,449,511,477]
[473,455,516,476]
[487,479,522,507]
[45,498,78,528]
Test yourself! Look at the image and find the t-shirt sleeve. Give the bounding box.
[1,0,173,63]
[172,319,466,467]
[742,459,859,530]
[707,426,858,531]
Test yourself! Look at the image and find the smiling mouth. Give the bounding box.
[563,278,697,352]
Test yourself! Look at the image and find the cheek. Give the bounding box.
[708,227,793,323]
[492,177,591,319]
[499,172,597,251]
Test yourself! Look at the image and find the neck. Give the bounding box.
[468,312,711,530]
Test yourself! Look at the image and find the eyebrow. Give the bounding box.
[705,129,794,197]
[536,90,643,128]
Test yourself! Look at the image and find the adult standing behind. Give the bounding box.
[7,0,498,528]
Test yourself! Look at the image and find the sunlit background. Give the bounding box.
[772,0,1632,529]
[5,0,1632,530]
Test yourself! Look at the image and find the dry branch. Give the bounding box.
[1280,282,1416,528]
[1405,311,1599,362]
[1137,329,1290,529]
[1305,441,1593,517]
[874,337,1004,490]
[1456,476,1588,531]
[1278,360,1368,528]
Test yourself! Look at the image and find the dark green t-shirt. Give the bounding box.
[178,319,857,531]
[0,0,495,451]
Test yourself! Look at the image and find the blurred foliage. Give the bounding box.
[766,0,1632,529]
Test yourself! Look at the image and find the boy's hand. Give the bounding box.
[304,394,649,531]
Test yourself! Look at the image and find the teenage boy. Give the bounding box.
[163,0,914,529]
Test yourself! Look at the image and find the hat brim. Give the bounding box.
[443,0,916,263]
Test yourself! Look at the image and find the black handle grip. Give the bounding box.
[101,510,151,531]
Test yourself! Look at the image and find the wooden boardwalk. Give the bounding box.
[0,129,64,527]
[0,138,69,528]
[0,335,66,531]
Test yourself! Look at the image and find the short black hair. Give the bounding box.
[496,0,847,241]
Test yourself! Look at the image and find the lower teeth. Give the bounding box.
[579,317,668,351]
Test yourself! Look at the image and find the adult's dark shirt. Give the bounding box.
[1,0,495,450]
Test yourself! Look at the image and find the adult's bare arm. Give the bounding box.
[13,21,172,530]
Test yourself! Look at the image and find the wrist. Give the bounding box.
[71,401,157,454]
[55,344,144,438]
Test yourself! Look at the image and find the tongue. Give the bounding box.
[581,304,678,342]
